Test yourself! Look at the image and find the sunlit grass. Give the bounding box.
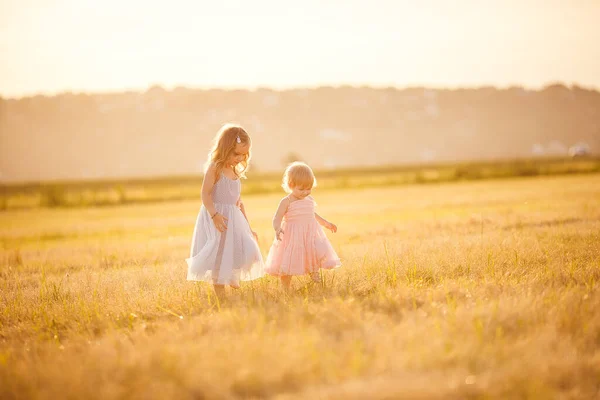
[1,174,599,398]
[1,156,599,210]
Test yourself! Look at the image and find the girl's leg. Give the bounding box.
[280,275,292,290]
[213,284,225,298]
[230,269,241,289]
[309,271,320,283]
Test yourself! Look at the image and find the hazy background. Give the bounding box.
[1,0,599,182]
[2,3,600,398]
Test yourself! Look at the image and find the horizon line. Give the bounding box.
[2,80,600,100]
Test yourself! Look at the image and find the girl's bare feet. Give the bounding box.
[281,275,292,290]
[213,284,225,298]
[310,271,320,283]
[230,270,241,289]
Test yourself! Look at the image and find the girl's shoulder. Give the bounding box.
[205,162,221,182]
[285,195,316,206]
[280,195,294,206]
[216,164,239,181]
[208,163,238,182]
[205,162,218,175]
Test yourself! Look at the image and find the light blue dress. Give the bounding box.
[186,172,265,284]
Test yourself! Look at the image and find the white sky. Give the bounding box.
[1,0,599,97]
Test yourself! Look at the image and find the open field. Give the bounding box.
[1,173,599,399]
[1,156,599,210]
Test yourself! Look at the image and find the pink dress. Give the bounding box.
[265,197,341,276]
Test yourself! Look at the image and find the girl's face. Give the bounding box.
[291,184,312,199]
[227,143,249,167]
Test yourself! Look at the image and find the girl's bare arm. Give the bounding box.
[273,197,290,240]
[315,212,337,233]
[202,163,228,232]
[201,163,218,216]
[238,196,258,240]
[237,196,248,221]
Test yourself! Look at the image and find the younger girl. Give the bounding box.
[186,124,264,295]
[265,162,341,288]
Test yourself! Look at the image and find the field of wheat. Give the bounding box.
[1,173,599,399]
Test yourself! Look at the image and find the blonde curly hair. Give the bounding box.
[282,162,317,193]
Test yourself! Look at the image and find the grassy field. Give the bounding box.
[2,156,599,210]
[1,173,599,399]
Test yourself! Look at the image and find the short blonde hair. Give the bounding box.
[282,162,317,193]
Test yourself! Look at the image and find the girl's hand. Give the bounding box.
[212,213,228,232]
[275,227,284,241]
[327,222,337,233]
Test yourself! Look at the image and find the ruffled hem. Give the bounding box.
[186,203,265,284]
[265,225,341,276]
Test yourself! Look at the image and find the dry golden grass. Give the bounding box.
[1,174,599,399]
[2,156,599,210]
